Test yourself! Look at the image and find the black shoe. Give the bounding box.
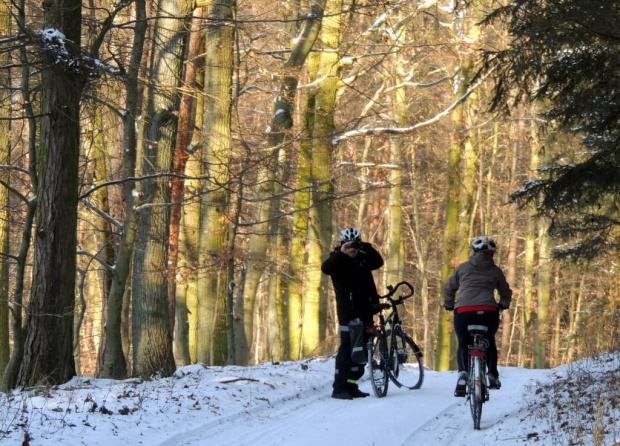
[349,388,370,398]
[487,373,501,389]
[454,371,467,397]
[331,391,353,400]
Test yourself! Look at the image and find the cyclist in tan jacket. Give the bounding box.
[443,235,512,397]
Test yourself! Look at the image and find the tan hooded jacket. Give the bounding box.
[444,251,512,310]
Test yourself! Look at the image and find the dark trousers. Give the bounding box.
[454,309,500,378]
[333,326,366,393]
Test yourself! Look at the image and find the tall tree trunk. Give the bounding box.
[407,147,431,363]
[0,0,11,381]
[534,219,551,368]
[502,106,526,360]
[132,0,190,377]
[98,0,146,379]
[18,0,84,387]
[436,68,468,371]
[287,54,319,360]
[236,3,323,365]
[1,0,37,390]
[519,125,540,367]
[566,274,586,363]
[179,66,205,365]
[436,133,460,371]
[197,0,235,366]
[168,7,202,342]
[385,22,407,286]
[80,98,114,377]
[304,0,342,356]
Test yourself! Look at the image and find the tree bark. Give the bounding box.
[197,0,235,366]
[17,0,84,387]
[304,0,341,356]
[168,7,202,340]
[236,2,323,365]
[0,0,11,381]
[98,0,146,380]
[131,0,190,377]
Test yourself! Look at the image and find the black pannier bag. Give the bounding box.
[348,318,367,364]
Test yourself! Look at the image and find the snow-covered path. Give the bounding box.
[156,362,547,446]
[4,355,618,446]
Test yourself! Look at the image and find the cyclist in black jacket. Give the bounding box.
[321,227,384,400]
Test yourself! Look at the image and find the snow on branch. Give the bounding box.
[332,64,497,145]
[34,28,122,79]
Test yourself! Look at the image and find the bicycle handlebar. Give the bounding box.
[379,281,414,304]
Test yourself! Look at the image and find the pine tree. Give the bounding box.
[479,0,620,260]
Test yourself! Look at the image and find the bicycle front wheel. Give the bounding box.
[368,334,389,398]
[389,330,424,390]
[469,355,484,429]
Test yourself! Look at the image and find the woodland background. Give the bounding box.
[0,0,618,390]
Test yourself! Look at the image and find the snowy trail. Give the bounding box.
[157,365,546,446]
[1,357,561,446]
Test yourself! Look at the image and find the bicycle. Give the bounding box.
[366,281,424,397]
[466,324,490,430]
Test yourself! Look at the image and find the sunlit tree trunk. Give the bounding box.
[385,20,407,287]
[78,99,114,377]
[519,125,540,367]
[236,3,322,364]
[1,0,37,391]
[169,7,202,349]
[566,274,586,363]
[287,53,320,360]
[436,67,469,371]
[534,219,551,368]
[18,0,84,387]
[456,61,478,261]
[0,0,10,381]
[407,148,431,361]
[132,0,190,377]
[502,106,526,360]
[197,0,235,366]
[304,0,342,356]
[531,124,551,368]
[98,0,146,379]
[436,132,460,371]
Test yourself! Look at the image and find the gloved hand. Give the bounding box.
[498,303,509,311]
[443,304,454,312]
[371,303,390,314]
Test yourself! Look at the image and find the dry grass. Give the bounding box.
[523,352,620,446]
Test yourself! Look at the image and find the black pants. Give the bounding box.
[333,326,366,393]
[454,309,500,378]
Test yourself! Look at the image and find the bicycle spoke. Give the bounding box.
[388,330,424,390]
[468,354,484,429]
[368,334,389,397]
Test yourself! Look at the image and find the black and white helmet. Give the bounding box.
[340,227,362,243]
[472,235,497,253]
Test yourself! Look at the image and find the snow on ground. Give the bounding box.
[0,353,618,446]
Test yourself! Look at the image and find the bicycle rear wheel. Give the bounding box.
[468,354,484,429]
[389,330,424,390]
[368,334,389,397]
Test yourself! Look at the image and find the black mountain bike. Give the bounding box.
[466,324,490,429]
[367,281,424,397]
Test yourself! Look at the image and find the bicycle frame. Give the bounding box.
[367,282,424,397]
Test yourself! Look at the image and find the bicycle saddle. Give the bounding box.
[467,325,488,335]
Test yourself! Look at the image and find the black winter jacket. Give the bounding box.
[321,242,384,326]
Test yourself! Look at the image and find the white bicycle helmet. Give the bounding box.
[340,227,362,243]
[472,235,497,253]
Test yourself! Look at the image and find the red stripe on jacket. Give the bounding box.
[456,305,498,313]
